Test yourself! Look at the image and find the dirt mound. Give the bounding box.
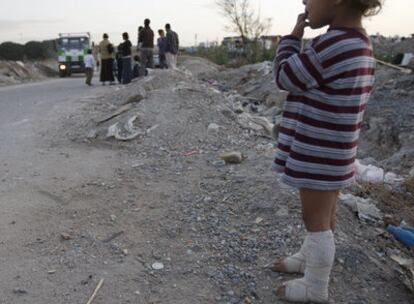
[0,59,58,86]
[359,66,414,173]
[179,55,223,79]
[56,57,413,303]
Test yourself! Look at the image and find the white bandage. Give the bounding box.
[283,230,335,303]
[282,238,307,274]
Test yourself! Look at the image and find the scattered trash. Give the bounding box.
[13,288,28,295]
[97,103,134,124]
[107,115,143,141]
[254,217,264,224]
[390,255,414,292]
[152,262,164,270]
[184,149,201,157]
[387,225,414,248]
[339,193,382,223]
[355,159,404,184]
[212,160,226,168]
[399,53,414,67]
[220,151,243,164]
[102,231,124,243]
[207,123,220,135]
[60,233,72,241]
[376,58,412,74]
[86,278,104,304]
[146,124,159,135]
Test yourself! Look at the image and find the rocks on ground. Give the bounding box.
[49,56,414,303]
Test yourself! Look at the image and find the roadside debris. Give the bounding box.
[339,193,382,223]
[86,279,104,304]
[97,103,134,124]
[152,262,164,270]
[60,232,72,241]
[355,159,404,184]
[390,255,414,292]
[387,225,414,249]
[220,151,243,164]
[107,115,143,141]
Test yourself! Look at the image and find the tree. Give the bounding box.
[216,0,272,43]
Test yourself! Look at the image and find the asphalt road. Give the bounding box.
[0,77,124,302]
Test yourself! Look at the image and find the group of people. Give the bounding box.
[83,19,179,86]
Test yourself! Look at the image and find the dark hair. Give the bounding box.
[165,23,171,30]
[134,55,140,62]
[352,0,382,16]
[103,33,109,39]
[158,29,164,35]
[122,32,129,40]
[87,49,92,54]
[144,19,150,26]
[138,26,144,32]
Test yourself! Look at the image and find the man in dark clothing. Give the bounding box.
[115,46,123,83]
[138,19,154,76]
[157,29,168,69]
[165,23,179,69]
[119,32,132,84]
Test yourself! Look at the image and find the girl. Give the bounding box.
[272,0,382,302]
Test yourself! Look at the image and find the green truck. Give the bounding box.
[56,32,91,77]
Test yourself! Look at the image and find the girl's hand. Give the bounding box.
[291,13,309,39]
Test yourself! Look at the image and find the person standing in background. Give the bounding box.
[137,26,144,48]
[83,49,96,86]
[119,32,132,84]
[165,23,179,69]
[115,44,123,84]
[138,19,154,76]
[98,33,115,85]
[157,29,168,69]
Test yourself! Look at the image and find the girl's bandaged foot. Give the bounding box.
[280,231,335,303]
[273,238,307,273]
[283,278,329,303]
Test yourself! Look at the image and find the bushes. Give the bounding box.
[196,45,230,66]
[0,40,55,61]
[195,41,278,67]
[0,42,25,61]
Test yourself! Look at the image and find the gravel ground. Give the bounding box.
[39,57,414,303]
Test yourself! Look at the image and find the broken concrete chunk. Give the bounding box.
[60,233,72,241]
[220,152,243,164]
[207,123,220,135]
[152,262,164,270]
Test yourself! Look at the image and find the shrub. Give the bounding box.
[0,42,25,61]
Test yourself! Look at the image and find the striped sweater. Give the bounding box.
[272,27,376,190]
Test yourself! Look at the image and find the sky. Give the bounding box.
[0,0,413,46]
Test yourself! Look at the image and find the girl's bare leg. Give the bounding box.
[276,189,339,303]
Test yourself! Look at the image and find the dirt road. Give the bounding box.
[0,77,130,303]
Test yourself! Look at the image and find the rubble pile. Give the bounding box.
[59,56,414,303]
[359,65,414,173]
[0,60,57,86]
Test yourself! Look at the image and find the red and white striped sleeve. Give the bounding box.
[273,35,325,93]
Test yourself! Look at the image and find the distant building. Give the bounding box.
[222,36,244,51]
[222,35,281,51]
[259,35,282,50]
